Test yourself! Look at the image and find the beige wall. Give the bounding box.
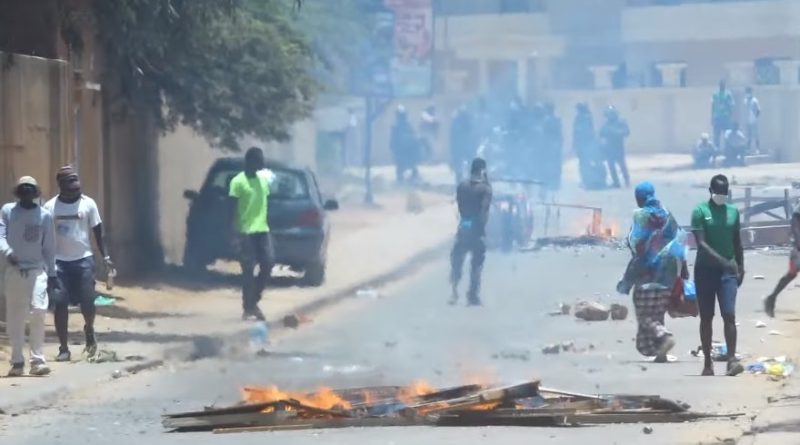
[0,52,71,199]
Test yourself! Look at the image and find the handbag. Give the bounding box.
[669,277,698,318]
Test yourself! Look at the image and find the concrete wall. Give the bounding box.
[0,52,71,199]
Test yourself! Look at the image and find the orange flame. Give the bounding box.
[242,385,352,411]
[398,380,435,405]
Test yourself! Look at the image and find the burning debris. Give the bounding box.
[163,380,740,433]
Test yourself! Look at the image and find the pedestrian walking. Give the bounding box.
[691,174,744,376]
[763,200,800,317]
[744,87,761,154]
[711,80,735,149]
[617,182,686,362]
[1,176,60,376]
[600,106,631,188]
[450,158,492,306]
[390,106,421,183]
[229,147,273,321]
[44,166,112,362]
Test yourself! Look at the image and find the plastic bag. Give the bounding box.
[669,278,698,318]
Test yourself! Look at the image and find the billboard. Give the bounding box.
[386,0,434,97]
[353,0,434,98]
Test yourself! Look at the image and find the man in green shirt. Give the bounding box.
[229,147,272,321]
[691,174,744,377]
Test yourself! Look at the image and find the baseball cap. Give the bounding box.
[17,176,38,188]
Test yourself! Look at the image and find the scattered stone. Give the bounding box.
[755,320,767,328]
[111,369,123,379]
[560,303,571,315]
[542,344,560,355]
[769,330,783,336]
[639,365,648,372]
[642,426,653,434]
[588,343,596,350]
[561,341,576,352]
[495,349,532,361]
[384,341,398,348]
[574,301,610,321]
[753,275,765,280]
[610,304,629,321]
[282,314,300,329]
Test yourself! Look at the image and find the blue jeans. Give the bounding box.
[695,264,737,319]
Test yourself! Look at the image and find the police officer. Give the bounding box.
[450,158,493,306]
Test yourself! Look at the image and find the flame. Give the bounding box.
[398,380,435,405]
[242,385,352,411]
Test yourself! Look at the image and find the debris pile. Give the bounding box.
[163,381,739,434]
[746,356,794,380]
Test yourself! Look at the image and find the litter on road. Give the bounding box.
[163,380,740,434]
[574,301,610,321]
[746,356,795,379]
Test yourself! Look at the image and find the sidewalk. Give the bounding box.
[0,188,456,413]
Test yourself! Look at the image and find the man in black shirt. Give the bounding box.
[450,158,493,306]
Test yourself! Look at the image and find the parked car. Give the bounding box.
[183,158,338,286]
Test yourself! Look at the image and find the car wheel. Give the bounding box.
[302,259,326,287]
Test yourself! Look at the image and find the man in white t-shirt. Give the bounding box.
[43,166,113,361]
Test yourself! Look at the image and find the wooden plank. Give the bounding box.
[211,417,431,434]
[411,381,540,414]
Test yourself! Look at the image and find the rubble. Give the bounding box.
[574,301,610,321]
[541,345,560,355]
[282,314,300,329]
[163,380,740,433]
[755,320,767,328]
[548,303,571,316]
[610,304,629,321]
[493,349,532,361]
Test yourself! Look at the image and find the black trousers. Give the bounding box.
[239,232,273,312]
[605,150,630,187]
[450,230,486,302]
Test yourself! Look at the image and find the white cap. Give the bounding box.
[16,176,38,188]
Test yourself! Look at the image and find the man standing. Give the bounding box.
[44,166,112,361]
[449,106,475,185]
[572,102,598,189]
[541,102,564,194]
[600,106,631,188]
[691,174,744,376]
[763,201,800,317]
[744,87,761,154]
[229,147,272,321]
[450,158,492,307]
[711,80,735,149]
[1,176,59,376]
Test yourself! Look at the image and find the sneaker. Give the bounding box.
[55,348,71,362]
[243,307,266,322]
[727,359,744,377]
[29,362,51,376]
[7,363,24,377]
[764,295,777,318]
[654,336,676,363]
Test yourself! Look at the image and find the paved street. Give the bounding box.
[3,183,799,444]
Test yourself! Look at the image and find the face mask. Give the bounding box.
[711,194,727,205]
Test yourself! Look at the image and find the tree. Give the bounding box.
[75,0,318,149]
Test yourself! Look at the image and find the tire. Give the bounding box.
[302,259,326,287]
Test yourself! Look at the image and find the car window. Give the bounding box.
[207,167,308,200]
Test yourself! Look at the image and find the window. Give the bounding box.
[435,0,546,16]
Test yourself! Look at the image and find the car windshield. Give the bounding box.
[209,167,309,200]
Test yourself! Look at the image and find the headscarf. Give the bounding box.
[56,165,77,182]
[621,182,686,291]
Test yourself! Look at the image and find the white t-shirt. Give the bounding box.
[746,96,760,125]
[43,195,101,262]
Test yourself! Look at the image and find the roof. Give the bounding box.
[211,157,303,172]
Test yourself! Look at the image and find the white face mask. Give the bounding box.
[711,194,727,205]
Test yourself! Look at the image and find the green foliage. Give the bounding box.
[91,0,317,149]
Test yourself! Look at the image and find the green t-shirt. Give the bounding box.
[691,200,739,267]
[229,171,270,234]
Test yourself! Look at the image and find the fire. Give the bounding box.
[398,380,435,405]
[242,385,352,411]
